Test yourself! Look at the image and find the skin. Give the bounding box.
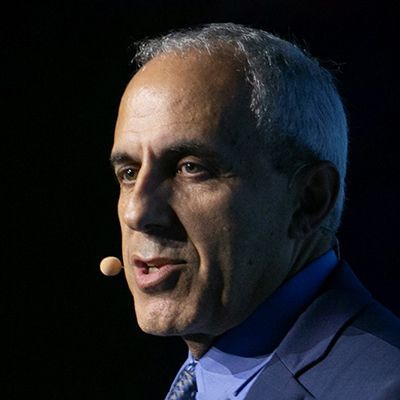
[111,50,339,359]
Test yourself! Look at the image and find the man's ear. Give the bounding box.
[289,161,340,238]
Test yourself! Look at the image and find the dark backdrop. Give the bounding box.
[4,1,399,399]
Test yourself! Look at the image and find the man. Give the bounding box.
[105,23,400,399]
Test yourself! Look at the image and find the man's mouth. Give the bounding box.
[147,265,160,273]
[132,257,186,291]
[135,257,184,270]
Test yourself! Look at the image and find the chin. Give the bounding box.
[135,301,216,338]
[137,312,227,340]
[136,313,178,336]
[132,284,224,337]
[135,305,192,337]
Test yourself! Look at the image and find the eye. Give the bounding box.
[117,167,138,184]
[177,161,207,176]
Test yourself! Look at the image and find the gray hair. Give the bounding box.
[132,23,348,233]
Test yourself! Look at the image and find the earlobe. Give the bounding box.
[288,161,340,239]
[288,210,312,239]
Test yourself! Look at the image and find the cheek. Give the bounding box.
[117,191,134,235]
[117,192,128,223]
[172,186,237,252]
[117,194,131,264]
[172,186,241,286]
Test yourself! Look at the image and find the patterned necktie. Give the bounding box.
[166,361,197,400]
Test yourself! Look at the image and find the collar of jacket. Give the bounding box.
[245,261,372,400]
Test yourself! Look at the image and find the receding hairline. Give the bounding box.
[125,47,256,128]
[132,45,250,94]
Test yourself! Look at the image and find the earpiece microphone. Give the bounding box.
[100,256,124,276]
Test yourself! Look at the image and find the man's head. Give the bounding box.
[133,23,348,233]
[110,23,347,351]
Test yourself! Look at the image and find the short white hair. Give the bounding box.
[133,23,348,233]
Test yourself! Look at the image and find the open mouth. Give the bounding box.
[146,264,161,274]
[134,257,186,271]
[132,258,186,291]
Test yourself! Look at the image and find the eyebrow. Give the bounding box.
[110,140,221,168]
[168,141,220,159]
[109,152,135,168]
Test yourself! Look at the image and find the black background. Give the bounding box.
[4,1,399,399]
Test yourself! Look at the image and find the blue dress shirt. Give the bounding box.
[167,250,339,399]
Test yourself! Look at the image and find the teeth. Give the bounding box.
[148,266,159,273]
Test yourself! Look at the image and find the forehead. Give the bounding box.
[130,50,245,104]
[113,51,256,156]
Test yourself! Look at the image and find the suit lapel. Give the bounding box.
[244,353,315,399]
[245,262,373,399]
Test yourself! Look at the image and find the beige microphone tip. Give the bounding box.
[100,256,123,276]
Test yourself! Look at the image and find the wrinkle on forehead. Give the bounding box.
[123,50,249,113]
[117,90,221,140]
[114,50,257,159]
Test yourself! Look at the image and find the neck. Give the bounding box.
[287,229,334,279]
[183,334,215,360]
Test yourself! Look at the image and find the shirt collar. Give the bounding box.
[211,249,339,357]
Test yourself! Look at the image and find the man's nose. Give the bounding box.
[120,170,174,234]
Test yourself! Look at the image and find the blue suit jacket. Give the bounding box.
[246,261,400,399]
